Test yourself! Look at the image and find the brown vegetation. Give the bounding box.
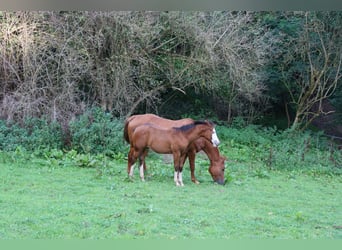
[0,11,340,132]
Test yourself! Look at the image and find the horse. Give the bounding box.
[124,114,226,184]
[186,137,226,185]
[124,114,193,144]
[127,120,220,186]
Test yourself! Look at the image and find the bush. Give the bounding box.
[69,108,126,155]
[0,107,127,156]
[0,118,63,152]
[0,120,26,151]
[23,118,64,152]
[217,124,341,175]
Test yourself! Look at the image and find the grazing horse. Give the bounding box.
[186,137,226,185]
[127,121,220,186]
[124,114,226,184]
[124,114,193,144]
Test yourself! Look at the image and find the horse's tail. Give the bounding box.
[123,118,130,144]
[124,115,137,144]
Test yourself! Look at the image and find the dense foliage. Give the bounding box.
[69,108,125,155]
[217,124,341,175]
[0,11,341,175]
[0,11,340,129]
[0,118,63,152]
[0,109,340,175]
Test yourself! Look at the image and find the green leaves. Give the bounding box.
[218,123,341,175]
[0,118,63,152]
[69,108,126,155]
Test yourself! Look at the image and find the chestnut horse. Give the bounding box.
[124,114,225,184]
[127,120,220,186]
[186,137,226,185]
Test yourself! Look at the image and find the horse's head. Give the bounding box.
[194,120,220,147]
[208,155,226,185]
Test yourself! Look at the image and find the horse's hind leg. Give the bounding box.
[138,148,149,181]
[143,148,148,171]
[127,147,138,179]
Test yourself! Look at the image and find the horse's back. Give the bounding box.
[128,114,193,129]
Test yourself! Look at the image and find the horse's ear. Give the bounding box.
[204,119,212,125]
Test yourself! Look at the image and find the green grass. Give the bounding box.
[0,152,341,239]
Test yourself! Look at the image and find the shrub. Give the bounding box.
[217,124,341,175]
[0,118,63,152]
[23,117,64,152]
[69,107,126,155]
[0,120,26,151]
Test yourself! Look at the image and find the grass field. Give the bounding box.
[0,151,341,239]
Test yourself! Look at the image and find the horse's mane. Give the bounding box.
[173,120,211,132]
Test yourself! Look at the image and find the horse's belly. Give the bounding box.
[148,140,173,154]
[149,145,172,154]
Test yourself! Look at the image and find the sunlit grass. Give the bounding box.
[0,153,341,239]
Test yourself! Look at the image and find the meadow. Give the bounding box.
[0,146,341,239]
[1,11,341,241]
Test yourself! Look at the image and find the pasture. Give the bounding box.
[0,150,341,239]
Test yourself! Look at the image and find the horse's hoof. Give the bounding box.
[175,181,183,186]
[176,181,184,187]
[127,175,134,182]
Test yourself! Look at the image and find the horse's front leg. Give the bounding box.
[173,152,186,186]
[173,152,181,186]
[187,149,199,184]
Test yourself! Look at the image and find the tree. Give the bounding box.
[283,12,341,130]
[199,11,269,123]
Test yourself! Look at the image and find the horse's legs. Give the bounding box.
[173,152,185,186]
[139,159,145,181]
[138,148,148,182]
[173,171,183,186]
[173,151,181,186]
[187,150,200,184]
[142,148,149,175]
[179,154,187,186]
[127,147,138,179]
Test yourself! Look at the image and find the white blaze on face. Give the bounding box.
[211,128,220,147]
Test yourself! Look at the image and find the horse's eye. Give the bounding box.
[222,168,225,172]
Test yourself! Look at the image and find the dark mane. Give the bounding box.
[173,120,211,132]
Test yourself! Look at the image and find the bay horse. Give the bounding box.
[127,120,220,186]
[124,114,226,184]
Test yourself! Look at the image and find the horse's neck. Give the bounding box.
[201,139,220,162]
[182,125,205,142]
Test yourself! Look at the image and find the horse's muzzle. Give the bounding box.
[215,179,225,185]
